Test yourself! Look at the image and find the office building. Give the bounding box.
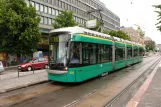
[25,0,120,54]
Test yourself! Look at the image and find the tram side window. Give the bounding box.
[96,44,101,63]
[82,43,97,65]
[139,48,144,56]
[109,46,112,61]
[115,46,125,61]
[134,48,138,57]
[70,42,80,64]
[127,47,132,58]
[101,44,111,63]
[82,43,90,64]
[89,44,97,64]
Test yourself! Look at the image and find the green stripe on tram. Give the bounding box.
[72,34,113,45]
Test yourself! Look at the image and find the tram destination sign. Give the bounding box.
[50,34,70,43]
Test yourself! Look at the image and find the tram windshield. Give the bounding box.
[49,33,70,69]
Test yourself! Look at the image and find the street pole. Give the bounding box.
[87,8,104,33]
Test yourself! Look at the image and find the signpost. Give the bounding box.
[86,9,104,32]
[86,19,97,28]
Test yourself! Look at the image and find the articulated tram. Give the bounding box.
[47,26,144,82]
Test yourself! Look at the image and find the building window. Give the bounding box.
[40,16,44,24]
[44,17,48,24]
[52,0,56,5]
[73,16,76,20]
[40,4,44,12]
[59,1,62,8]
[44,6,48,13]
[48,0,52,4]
[62,2,65,9]
[67,4,70,10]
[56,10,59,16]
[31,1,35,7]
[65,3,67,10]
[56,0,59,6]
[35,3,40,11]
[48,7,52,14]
[52,8,55,15]
[48,18,52,25]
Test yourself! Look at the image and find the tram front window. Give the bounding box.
[49,34,70,70]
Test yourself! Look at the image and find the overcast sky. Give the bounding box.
[99,0,161,44]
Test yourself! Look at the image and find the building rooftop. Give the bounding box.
[144,37,152,41]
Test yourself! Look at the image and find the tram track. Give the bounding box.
[62,56,160,107]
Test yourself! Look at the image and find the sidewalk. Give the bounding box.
[0,70,48,93]
[126,60,161,107]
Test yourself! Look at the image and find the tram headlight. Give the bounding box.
[64,67,68,71]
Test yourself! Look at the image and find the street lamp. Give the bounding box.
[86,8,104,32]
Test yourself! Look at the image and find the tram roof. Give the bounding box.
[50,26,112,40]
[50,26,143,46]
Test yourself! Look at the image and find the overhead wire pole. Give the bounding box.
[87,8,104,32]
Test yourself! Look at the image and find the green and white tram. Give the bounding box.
[47,26,144,82]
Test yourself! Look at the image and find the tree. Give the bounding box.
[153,5,161,32]
[53,10,77,29]
[145,41,156,52]
[0,0,41,63]
[137,27,145,37]
[107,30,131,40]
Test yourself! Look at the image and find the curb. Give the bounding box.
[4,66,17,70]
[0,79,49,94]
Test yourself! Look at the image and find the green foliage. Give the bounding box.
[53,10,77,29]
[108,30,131,40]
[137,27,145,37]
[146,44,154,52]
[103,30,110,34]
[153,4,161,32]
[0,0,41,58]
[145,41,155,52]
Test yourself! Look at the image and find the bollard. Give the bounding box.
[33,67,34,74]
[18,68,20,77]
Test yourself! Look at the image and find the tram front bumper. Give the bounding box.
[46,69,68,74]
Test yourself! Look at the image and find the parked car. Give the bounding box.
[18,57,48,71]
[0,61,4,74]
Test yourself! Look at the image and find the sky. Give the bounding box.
[99,0,161,44]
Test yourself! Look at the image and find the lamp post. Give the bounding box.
[87,8,104,32]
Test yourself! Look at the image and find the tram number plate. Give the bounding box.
[70,71,74,74]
